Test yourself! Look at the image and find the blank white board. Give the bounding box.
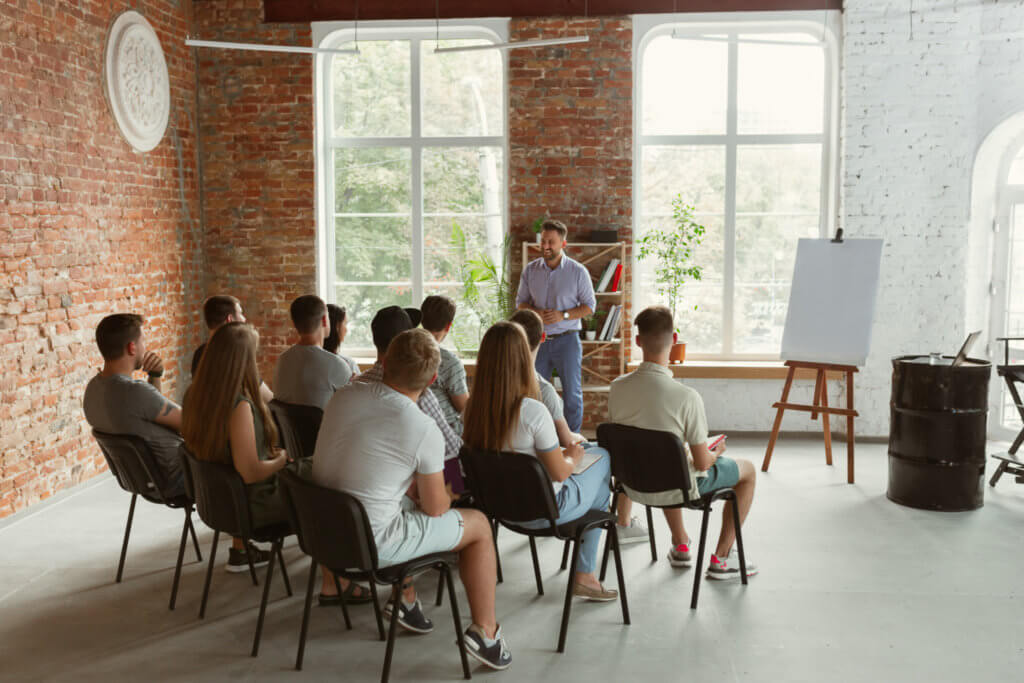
[780,238,883,367]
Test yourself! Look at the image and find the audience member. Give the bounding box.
[420,295,469,433]
[462,322,617,601]
[274,295,353,410]
[313,329,511,670]
[608,306,758,579]
[192,295,273,404]
[83,314,185,497]
[323,303,360,376]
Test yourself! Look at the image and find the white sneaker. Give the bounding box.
[615,516,649,545]
[706,550,758,580]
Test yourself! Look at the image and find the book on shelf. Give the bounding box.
[609,263,623,292]
[595,259,619,293]
[598,304,617,341]
[605,306,622,341]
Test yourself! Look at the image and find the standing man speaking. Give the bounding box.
[516,220,596,433]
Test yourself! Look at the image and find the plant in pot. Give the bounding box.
[449,222,514,355]
[584,309,607,341]
[532,216,545,243]
[636,195,706,364]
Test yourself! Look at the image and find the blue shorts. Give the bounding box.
[376,497,465,567]
[697,456,740,495]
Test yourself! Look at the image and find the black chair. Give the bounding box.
[990,337,1024,487]
[459,446,629,653]
[556,482,658,570]
[91,430,201,610]
[269,400,323,460]
[596,423,747,609]
[180,446,294,657]
[277,469,470,682]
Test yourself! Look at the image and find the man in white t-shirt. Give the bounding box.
[314,329,511,671]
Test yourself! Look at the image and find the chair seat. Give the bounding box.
[504,509,615,540]
[334,551,458,586]
[250,522,293,544]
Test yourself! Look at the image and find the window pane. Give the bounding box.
[334,284,412,350]
[425,283,491,357]
[736,145,821,214]
[332,41,410,137]
[738,37,824,134]
[733,216,819,353]
[642,35,727,135]
[422,40,503,137]
[1008,146,1024,184]
[335,216,412,283]
[641,145,726,216]
[423,146,504,214]
[335,148,411,214]
[423,215,498,283]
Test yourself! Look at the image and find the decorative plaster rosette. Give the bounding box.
[103,11,170,152]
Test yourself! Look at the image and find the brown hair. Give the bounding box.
[635,306,674,352]
[509,309,544,351]
[202,295,240,330]
[541,219,568,240]
[290,295,327,335]
[462,322,540,452]
[95,313,143,361]
[420,295,457,333]
[182,322,277,464]
[383,328,440,392]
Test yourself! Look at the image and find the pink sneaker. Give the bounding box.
[706,551,758,580]
[668,542,692,568]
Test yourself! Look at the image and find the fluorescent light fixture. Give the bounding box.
[434,35,589,54]
[185,38,359,55]
[671,32,822,47]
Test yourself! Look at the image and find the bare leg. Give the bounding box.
[453,509,499,637]
[715,459,756,557]
[232,537,245,550]
[616,495,632,527]
[662,509,690,547]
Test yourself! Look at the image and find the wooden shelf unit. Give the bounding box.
[522,241,627,388]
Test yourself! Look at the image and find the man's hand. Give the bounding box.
[540,309,562,325]
[564,441,585,464]
[570,432,587,446]
[141,351,164,375]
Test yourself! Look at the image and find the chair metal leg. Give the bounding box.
[730,491,748,585]
[609,522,630,626]
[528,536,544,596]
[645,505,657,562]
[369,580,386,641]
[435,571,445,606]
[690,504,712,609]
[333,576,352,630]
[276,543,292,596]
[381,582,403,683]
[559,539,571,571]
[492,519,503,584]
[990,460,1009,487]
[116,494,137,583]
[296,560,318,670]
[251,538,280,657]
[557,538,582,653]
[186,508,202,562]
[444,565,472,680]
[244,540,259,586]
[169,509,191,610]
[199,530,220,619]
[598,526,612,582]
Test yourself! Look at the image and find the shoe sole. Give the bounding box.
[573,590,619,602]
[463,643,511,671]
[667,554,693,568]
[225,560,269,574]
[385,610,434,634]
[706,568,758,581]
[616,533,650,545]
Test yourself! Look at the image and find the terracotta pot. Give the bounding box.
[669,342,686,364]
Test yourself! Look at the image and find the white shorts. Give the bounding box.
[376,497,465,567]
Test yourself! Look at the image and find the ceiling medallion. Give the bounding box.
[103,11,170,152]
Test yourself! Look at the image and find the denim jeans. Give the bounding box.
[519,448,611,574]
[535,331,583,432]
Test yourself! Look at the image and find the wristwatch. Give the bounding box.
[562,311,569,320]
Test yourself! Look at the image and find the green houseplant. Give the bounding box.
[450,222,514,354]
[584,309,607,341]
[636,194,706,363]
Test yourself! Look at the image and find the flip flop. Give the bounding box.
[318,580,373,606]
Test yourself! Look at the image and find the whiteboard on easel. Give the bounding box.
[780,238,883,367]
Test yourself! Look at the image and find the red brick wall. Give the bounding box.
[508,17,633,429]
[0,1,202,517]
[193,0,315,383]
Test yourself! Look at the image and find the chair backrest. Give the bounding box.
[277,468,378,572]
[92,430,168,503]
[597,423,695,504]
[269,399,323,460]
[180,444,253,537]
[459,446,560,526]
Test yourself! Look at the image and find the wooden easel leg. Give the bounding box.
[846,370,855,484]
[811,370,823,420]
[762,367,796,473]
[819,371,833,466]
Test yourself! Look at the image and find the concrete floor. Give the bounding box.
[1,436,1022,682]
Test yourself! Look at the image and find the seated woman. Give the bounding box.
[462,321,617,601]
[324,303,360,377]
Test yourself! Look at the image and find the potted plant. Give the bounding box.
[584,309,607,341]
[636,194,706,364]
[532,217,545,242]
[450,222,514,354]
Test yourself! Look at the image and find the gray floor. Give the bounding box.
[1,436,1022,682]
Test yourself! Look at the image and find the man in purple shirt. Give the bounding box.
[515,220,596,432]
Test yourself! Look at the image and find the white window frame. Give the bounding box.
[312,19,510,353]
[632,11,841,361]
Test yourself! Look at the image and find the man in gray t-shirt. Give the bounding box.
[83,314,185,497]
[420,295,469,432]
[274,295,353,410]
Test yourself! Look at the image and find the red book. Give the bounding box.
[609,263,623,292]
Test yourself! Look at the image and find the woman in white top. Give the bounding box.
[324,304,360,376]
[462,322,617,601]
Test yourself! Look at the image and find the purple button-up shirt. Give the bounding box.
[516,253,597,335]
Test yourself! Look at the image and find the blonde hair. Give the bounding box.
[182,322,277,464]
[462,321,540,452]
[383,328,440,391]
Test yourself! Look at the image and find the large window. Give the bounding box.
[316,24,507,351]
[635,17,837,359]
[993,142,1024,437]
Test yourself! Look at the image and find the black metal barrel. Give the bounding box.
[887,355,991,511]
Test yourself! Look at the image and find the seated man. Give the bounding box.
[356,306,465,495]
[608,306,758,580]
[420,295,469,433]
[274,295,353,410]
[83,314,185,498]
[193,295,273,403]
[313,329,511,670]
[509,309,649,544]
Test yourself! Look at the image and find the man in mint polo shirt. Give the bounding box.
[515,220,596,433]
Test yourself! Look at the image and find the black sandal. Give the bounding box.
[318,580,373,606]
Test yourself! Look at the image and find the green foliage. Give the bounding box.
[636,195,706,320]
[531,217,545,234]
[449,222,513,353]
[587,309,607,332]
